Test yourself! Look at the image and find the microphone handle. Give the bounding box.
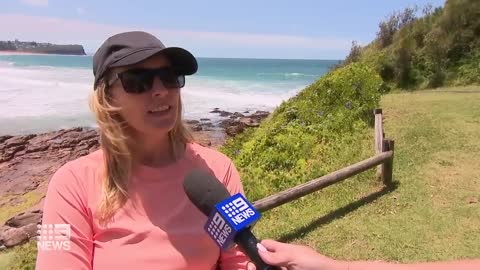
[234,229,281,270]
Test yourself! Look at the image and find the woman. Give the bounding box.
[35,31,251,270]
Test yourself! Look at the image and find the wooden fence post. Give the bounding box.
[374,109,384,180]
[381,139,394,186]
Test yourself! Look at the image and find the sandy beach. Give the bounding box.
[0,51,46,55]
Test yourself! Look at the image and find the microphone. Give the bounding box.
[183,169,279,270]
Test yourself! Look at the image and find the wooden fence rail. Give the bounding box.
[252,108,395,212]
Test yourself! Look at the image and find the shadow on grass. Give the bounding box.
[278,181,399,243]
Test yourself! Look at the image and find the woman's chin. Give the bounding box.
[143,118,177,133]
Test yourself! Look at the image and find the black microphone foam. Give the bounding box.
[183,168,231,216]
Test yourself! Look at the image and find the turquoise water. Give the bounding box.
[1,54,93,69]
[0,54,339,135]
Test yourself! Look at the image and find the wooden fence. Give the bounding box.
[252,109,394,212]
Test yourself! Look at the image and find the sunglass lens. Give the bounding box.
[119,70,153,93]
[162,73,185,88]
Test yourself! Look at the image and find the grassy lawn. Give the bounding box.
[253,86,480,263]
[1,86,479,268]
[0,250,15,270]
[0,241,37,270]
[0,191,43,225]
[0,191,42,269]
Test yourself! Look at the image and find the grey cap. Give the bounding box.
[92,31,198,89]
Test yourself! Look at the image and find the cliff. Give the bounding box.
[0,39,86,56]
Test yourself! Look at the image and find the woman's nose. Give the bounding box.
[150,77,168,97]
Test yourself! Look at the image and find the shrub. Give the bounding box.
[221,63,382,200]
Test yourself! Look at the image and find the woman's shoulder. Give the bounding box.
[64,148,104,172]
[49,149,104,188]
[187,142,233,165]
[187,142,244,193]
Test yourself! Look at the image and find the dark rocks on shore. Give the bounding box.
[185,120,200,124]
[0,210,42,248]
[199,122,214,130]
[229,112,245,119]
[209,108,235,117]
[187,119,216,132]
[0,127,100,250]
[0,127,100,196]
[191,125,203,131]
[217,110,271,136]
[251,110,270,119]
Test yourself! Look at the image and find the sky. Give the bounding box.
[0,0,445,60]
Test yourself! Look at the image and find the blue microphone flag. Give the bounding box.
[204,193,261,250]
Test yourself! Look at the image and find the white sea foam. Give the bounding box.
[0,63,305,135]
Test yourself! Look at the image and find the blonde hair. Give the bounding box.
[89,79,194,226]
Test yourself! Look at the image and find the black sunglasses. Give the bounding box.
[108,67,185,94]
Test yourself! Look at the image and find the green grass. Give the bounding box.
[0,191,43,269]
[251,85,480,263]
[0,241,37,270]
[0,191,43,224]
[0,249,15,270]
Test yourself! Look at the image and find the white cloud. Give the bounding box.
[0,14,350,58]
[76,7,85,15]
[19,0,49,7]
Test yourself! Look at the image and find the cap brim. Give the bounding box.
[162,47,198,75]
[110,47,198,75]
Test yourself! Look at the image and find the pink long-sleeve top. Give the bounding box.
[35,142,251,270]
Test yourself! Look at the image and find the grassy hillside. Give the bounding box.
[342,0,480,90]
[221,63,382,201]
[226,86,480,262]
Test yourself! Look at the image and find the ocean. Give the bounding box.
[0,54,339,135]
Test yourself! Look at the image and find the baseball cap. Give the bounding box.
[92,31,198,89]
